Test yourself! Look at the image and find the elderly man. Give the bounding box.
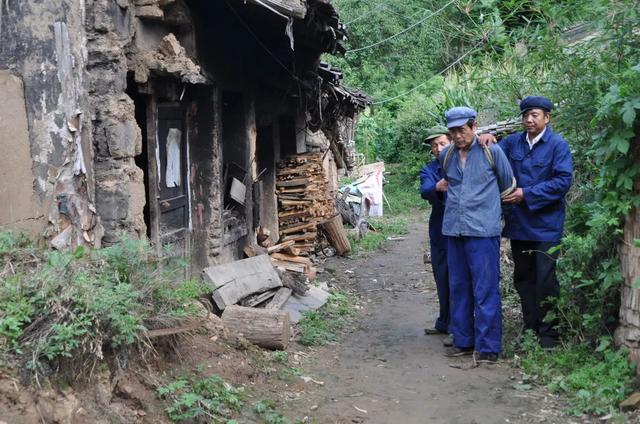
[440,106,515,363]
[420,126,452,342]
[499,96,573,349]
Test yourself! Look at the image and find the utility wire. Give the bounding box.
[372,39,487,105]
[347,0,457,54]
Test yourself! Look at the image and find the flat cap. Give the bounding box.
[519,96,553,113]
[445,106,477,128]
[423,125,449,142]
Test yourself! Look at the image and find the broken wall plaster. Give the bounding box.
[130,33,206,84]
[0,70,47,236]
[0,1,104,247]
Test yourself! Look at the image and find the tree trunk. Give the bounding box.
[221,305,290,350]
[616,203,640,362]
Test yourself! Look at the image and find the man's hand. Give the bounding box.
[477,133,497,146]
[502,188,524,204]
[436,178,449,192]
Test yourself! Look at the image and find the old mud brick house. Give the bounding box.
[0,0,370,271]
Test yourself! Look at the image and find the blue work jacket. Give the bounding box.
[419,160,446,248]
[498,126,573,242]
[439,140,515,238]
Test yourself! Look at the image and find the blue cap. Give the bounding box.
[445,106,477,128]
[519,96,553,114]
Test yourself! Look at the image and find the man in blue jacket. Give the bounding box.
[440,107,515,363]
[499,96,573,349]
[419,126,452,342]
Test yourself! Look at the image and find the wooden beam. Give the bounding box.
[265,287,292,310]
[244,0,307,19]
[267,240,295,254]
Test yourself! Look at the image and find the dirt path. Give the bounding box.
[284,218,557,424]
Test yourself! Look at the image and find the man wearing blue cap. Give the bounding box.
[498,96,573,349]
[440,106,515,363]
[420,126,452,344]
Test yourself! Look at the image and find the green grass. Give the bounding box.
[348,216,409,256]
[272,351,288,364]
[297,291,356,346]
[514,333,636,416]
[276,366,302,382]
[254,400,292,424]
[157,372,245,422]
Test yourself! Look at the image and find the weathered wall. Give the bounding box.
[86,0,146,244]
[0,71,46,235]
[0,1,102,246]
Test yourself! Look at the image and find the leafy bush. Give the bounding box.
[0,232,208,378]
[157,372,245,422]
[516,333,635,416]
[550,203,624,342]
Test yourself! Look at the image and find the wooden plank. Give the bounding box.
[280,222,316,235]
[277,188,308,194]
[146,97,161,255]
[280,233,317,242]
[243,245,256,257]
[271,259,306,273]
[270,252,312,266]
[307,266,317,281]
[276,178,310,187]
[265,287,293,310]
[267,240,295,254]
[279,200,312,207]
[203,255,282,310]
[278,210,311,219]
[282,246,301,256]
[240,289,277,307]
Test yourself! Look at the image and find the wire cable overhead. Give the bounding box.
[372,38,487,105]
[347,0,457,53]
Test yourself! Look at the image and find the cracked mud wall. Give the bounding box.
[0,1,102,245]
[0,71,45,236]
[86,0,146,244]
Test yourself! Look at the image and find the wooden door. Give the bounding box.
[151,103,189,256]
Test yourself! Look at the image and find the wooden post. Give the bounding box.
[222,305,290,350]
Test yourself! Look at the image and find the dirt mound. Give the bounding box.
[0,317,282,423]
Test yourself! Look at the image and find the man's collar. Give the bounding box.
[525,126,548,144]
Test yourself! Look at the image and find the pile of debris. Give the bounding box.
[244,237,318,281]
[203,255,330,350]
[276,152,336,254]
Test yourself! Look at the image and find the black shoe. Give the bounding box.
[444,346,474,357]
[475,352,499,363]
[424,327,447,335]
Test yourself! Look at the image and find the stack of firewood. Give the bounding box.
[276,152,335,254]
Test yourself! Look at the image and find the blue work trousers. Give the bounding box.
[431,237,449,333]
[447,236,502,353]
